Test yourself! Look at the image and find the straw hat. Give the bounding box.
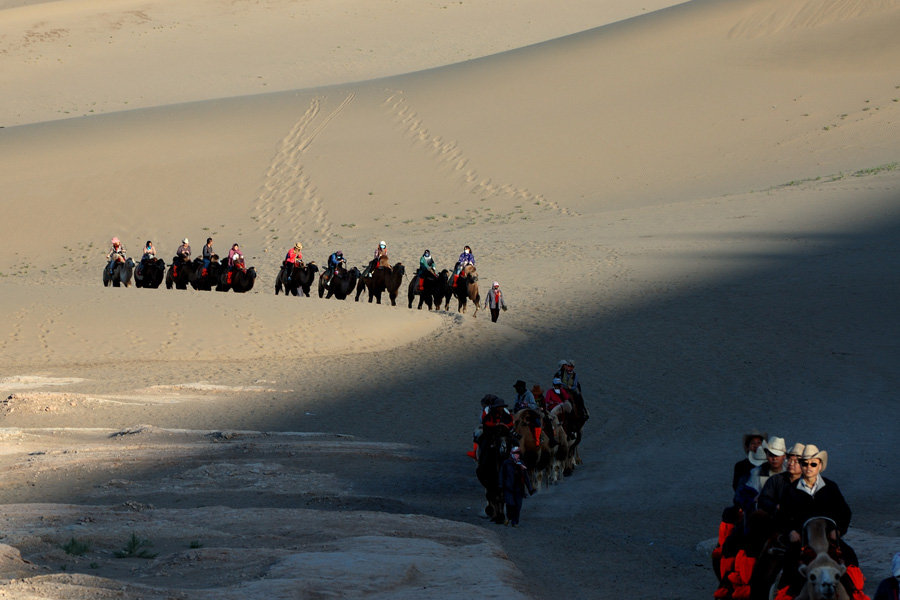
[742,429,768,452]
[748,445,767,467]
[763,436,786,457]
[787,442,806,456]
[294,242,303,250]
[800,444,828,472]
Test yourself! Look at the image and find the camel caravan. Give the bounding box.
[712,433,872,600]
[104,237,257,292]
[104,237,494,314]
[471,360,590,526]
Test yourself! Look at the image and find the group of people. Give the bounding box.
[470,359,588,527]
[714,430,870,600]
[107,236,247,276]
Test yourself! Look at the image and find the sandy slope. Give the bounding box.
[1,0,899,598]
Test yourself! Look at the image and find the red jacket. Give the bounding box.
[543,387,570,411]
[286,248,302,264]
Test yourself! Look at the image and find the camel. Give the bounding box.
[165,256,195,290]
[216,257,257,292]
[190,256,223,291]
[275,261,318,297]
[407,269,447,310]
[134,257,165,288]
[513,409,552,489]
[103,257,134,287]
[355,261,405,305]
[318,265,359,300]
[769,518,851,600]
[544,410,569,484]
[452,265,480,317]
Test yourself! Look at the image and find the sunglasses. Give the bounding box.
[799,460,820,467]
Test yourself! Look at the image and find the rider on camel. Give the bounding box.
[417,249,436,291]
[227,243,243,270]
[362,241,388,278]
[467,394,514,459]
[454,245,476,283]
[106,237,127,273]
[137,241,156,276]
[175,238,191,265]
[554,359,589,421]
[141,241,156,262]
[284,242,303,281]
[324,250,345,287]
[202,238,214,271]
[543,377,570,413]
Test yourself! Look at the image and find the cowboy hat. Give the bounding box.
[763,436,787,457]
[294,242,303,250]
[742,429,768,452]
[748,445,767,467]
[800,444,828,472]
[787,442,805,456]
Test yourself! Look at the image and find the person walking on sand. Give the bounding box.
[484,281,507,322]
[500,446,535,527]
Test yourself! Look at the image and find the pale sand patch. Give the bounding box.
[0,376,86,391]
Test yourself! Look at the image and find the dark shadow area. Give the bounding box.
[6,190,899,599]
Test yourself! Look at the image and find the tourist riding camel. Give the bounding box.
[734,429,768,491]
[175,238,191,264]
[453,245,476,282]
[202,237,214,271]
[512,379,537,412]
[758,442,805,516]
[284,242,303,281]
[362,241,388,279]
[467,394,513,459]
[106,237,127,272]
[415,249,437,291]
[324,250,346,287]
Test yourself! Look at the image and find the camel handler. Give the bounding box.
[500,446,535,527]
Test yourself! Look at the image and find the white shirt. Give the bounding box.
[797,476,826,496]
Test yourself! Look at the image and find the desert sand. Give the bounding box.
[1,0,899,598]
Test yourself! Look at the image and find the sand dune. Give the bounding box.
[1,0,899,597]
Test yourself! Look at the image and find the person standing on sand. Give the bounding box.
[500,446,535,527]
[484,281,507,322]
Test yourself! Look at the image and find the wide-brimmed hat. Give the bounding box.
[513,380,527,390]
[294,242,303,250]
[742,429,768,452]
[182,238,189,244]
[763,436,786,457]
[748,446,767,466]
[787,442,806,456]
[800,444,828,472]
